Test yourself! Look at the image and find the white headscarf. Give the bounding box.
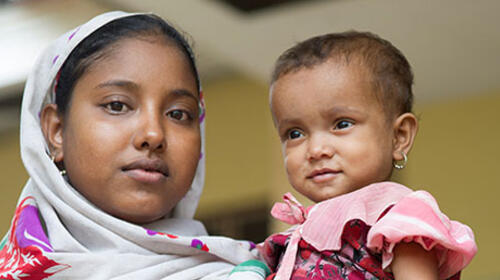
[0,11,257,280]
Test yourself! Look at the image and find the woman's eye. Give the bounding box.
[288,129,304,140]
[335,120,353,130]
[104,101,129,114]
[168,109,190,121]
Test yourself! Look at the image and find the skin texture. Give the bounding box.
[41,36,201,224]
[391,242,439,280]
[270,59,437,279]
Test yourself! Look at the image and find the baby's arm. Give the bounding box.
[391,242,439,280]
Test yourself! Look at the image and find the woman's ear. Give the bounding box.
[392,112,418,161]
[41,104,64,162]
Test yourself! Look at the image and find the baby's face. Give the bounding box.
[271,60,396,202]
[60,37,201,223]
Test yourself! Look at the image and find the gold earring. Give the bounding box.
[393,151,407,170]
[51,154,67,176]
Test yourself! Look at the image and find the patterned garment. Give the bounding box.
[0,195,258,279]
[263,220,461,280]
[260,182,476,280]
[0,197,69,279]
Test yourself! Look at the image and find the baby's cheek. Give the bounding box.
[284,154,304,190]
[283,154,289,167]
[283,154,298,177]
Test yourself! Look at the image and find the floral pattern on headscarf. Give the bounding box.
[0,197,70,279]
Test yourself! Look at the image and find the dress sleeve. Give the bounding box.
[366,190,477,279]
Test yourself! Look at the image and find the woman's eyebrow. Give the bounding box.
[170,89,199,102]
[95,80,198,101]
[95,79,139,91]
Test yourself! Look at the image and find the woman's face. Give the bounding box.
[50,37,201,224]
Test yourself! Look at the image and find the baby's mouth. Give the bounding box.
[307,168,341,183]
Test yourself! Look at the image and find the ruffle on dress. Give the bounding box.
[264,182,477,280]
[367,189,477,279]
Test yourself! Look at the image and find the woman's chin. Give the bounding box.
[108,205,172,225]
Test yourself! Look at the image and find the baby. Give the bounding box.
[258,31,477,280]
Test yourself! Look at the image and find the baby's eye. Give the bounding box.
[335,120,353,130]
[287,129,304,140]
[168,109,191,121]
[104,101,129,114]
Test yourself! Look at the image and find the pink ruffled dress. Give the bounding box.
[259,182,477,280]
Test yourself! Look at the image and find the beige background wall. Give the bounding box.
[0,131,28,234]
[1,76,499,279]
[196,74,275,218]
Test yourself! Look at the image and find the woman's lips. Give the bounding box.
[307,168,341,183]
[122,158,169,184]
[124,169,166,184]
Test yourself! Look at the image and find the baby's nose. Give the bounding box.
[307,133,335,161]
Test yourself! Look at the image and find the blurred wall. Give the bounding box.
[196,73,275,218]
[0,130,28,235]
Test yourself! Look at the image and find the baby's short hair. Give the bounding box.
[271,31,414,115]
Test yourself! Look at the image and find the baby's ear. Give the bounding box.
[392,112,418,161]
[41,104,64,162]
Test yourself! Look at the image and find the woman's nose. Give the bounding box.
[307,133,334,161]
[133,111,166,152]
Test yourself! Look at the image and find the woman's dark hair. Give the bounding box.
[55,14,199,115]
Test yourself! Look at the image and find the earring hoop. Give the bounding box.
[393,151,408,170]
[51,154,67,176]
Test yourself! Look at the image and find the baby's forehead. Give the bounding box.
[271,60,377,99]
[270,62,398,119]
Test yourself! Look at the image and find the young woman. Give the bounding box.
[0,11,260,279]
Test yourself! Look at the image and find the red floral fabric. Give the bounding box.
[0,197,69,279]
[262,219,460,280]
